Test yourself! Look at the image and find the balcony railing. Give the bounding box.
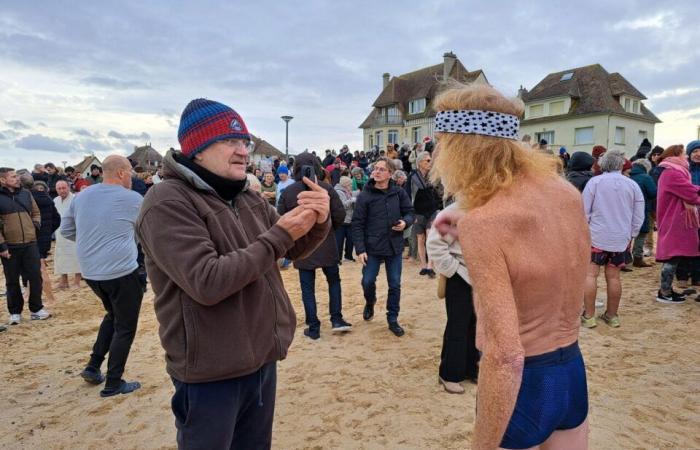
[372,114,403,127]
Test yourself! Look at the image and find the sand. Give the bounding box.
[0,255,698,449]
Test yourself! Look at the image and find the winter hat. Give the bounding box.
[277,165,289,176]
[423,136,432,143]
[568,152,594,171]
[559,147,567,155]
[622,159,632,172]
[178,98,251,159]
[686,140,700,156]
[592,145,607,159]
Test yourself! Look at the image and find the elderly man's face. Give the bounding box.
[56,182,70,199]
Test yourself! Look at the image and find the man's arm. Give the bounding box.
[351,193,368,254]
[398,188,415,227]
[328,188,345,231]
[459,215,524,450]
[581,180,594,222]
[631,184,646,238]
[59,200,77,242]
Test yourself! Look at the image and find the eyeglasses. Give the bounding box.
[218,139,252,150]
[373,167,389,173]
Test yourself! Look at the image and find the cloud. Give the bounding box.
[73,128,97,137]
[611,12,679,31]
[108,130,150,140]
[81,75,147,90]
[15,134,75,153]
[5,120,29,130]
[0,132,7,140]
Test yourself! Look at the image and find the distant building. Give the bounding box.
[127,144,163,171]
[249,134,285,163]
[72,155,101,179]
[519,64,660,154]
[359,52,488,150]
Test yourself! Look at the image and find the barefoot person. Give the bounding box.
[136,99,330,449]
[432,84,590,449]
[53,180,82,289]
[60,155,145,397]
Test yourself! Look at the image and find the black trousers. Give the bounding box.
[172,362,277,450]
[439,274,479,382]
[85,270,143,389]
[2,243,43,314]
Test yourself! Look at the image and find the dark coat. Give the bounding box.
[46,173,66,199]
[322,154,335,167]
[31,190,60,256]
[351,179,415,257]
[278,153,345,270]
[131,176,148,196]
[630,165,657,233]
[565,151,595,192]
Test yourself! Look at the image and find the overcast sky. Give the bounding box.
[1,0,699,169]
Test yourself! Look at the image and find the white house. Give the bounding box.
[518,64,660,155]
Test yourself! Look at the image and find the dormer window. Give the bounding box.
[560,72,573,81]
[409,98,426,114]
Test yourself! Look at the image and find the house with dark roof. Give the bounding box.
[127,144,163,171]
[518,64,660,154]
[249,134,285,163]
[72,155,101,179]
[359,52,488,150]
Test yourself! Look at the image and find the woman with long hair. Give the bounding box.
[432,83,590,449]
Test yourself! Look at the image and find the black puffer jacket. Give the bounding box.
[351,179,414,257]
[277,152,344,270]
[566,151,595,192]
[31,190,60,256]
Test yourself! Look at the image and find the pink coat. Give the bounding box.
[655,165,700,261]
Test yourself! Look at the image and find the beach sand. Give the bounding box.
[0,256,698,449]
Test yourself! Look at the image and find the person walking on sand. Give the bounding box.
[136,99,330,449]
[60,155,144,397]
[0,167,50,325]
[431,83,590,449]
[53,180,82,289]
[352,158,414,337]
[582,150,645,328]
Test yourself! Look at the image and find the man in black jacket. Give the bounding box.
[352,158,415,337]
[278,151,350,340]
[565,152,595,192]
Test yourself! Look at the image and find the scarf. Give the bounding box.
[174,152,247,202]
[659,156,699,229]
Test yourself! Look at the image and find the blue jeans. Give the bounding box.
[335,224,354,260]
[361,254,402,322]
[298,266,343,329]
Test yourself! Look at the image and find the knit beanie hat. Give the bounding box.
[277,165,289,176]
[592,145,607,158]
[686,140,700,156]
[622,159,632,172]
[178,98,251,159]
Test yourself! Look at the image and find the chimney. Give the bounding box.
[443,51,456,80]
[382,72,390,89]
[517,85,528,99]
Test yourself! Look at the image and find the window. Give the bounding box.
[375,131,383,147]
[560,72,574,81]
[412,127,421,143]
[388,130,399,144]
[369,134,374,148]
[408,98,426,115]
[387,105,398,117]
[549,100,565,115]
[574,127,594,145]
[535,131,554,146]
[638,130,647,144]
[529,104,544,118]
[633,100,639,114]
[615,127,625,145]
[624,98,631,112]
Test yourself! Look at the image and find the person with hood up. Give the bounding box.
[278,151,350,340]
[631,138,653,162]
[352,158,414,337]
[559,147,571,170]
[565,151,595,192]
[629,159,657,267]
[655,144,700,303]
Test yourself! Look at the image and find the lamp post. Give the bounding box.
[281,115,293,159]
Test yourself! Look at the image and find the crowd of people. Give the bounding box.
[1,86,699,448]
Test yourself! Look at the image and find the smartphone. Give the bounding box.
[301,165,316,189]
[393,220,402,227]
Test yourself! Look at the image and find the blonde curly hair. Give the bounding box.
[431,82,560,209]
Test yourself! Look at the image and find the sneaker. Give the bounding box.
[331,319,353,333]
[656,290,686,304]
[0,324,6,332]
[643,248,651,257]
[388,322,405,337]
[303,327,320,340]
[100,380,141,398]
[419,268,429,276]
[30,309,51,320]
[599,312,620,328]
[426,269,436,279]
[581,314,597,328]
[8,314,21,325]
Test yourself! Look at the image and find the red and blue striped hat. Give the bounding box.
[178,98,251,159]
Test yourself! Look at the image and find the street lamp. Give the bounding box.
[281,115,293,159]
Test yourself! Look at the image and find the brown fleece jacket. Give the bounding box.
[136,151,330,383]
[0,187,41,251]
[458,175,589,449]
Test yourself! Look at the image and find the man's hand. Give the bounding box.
[298,177,330,224]
[434,208,465,238]
[277,207,318,240]
[357,252,368,266]
[0,250,10,259]
[391,220,406,232]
